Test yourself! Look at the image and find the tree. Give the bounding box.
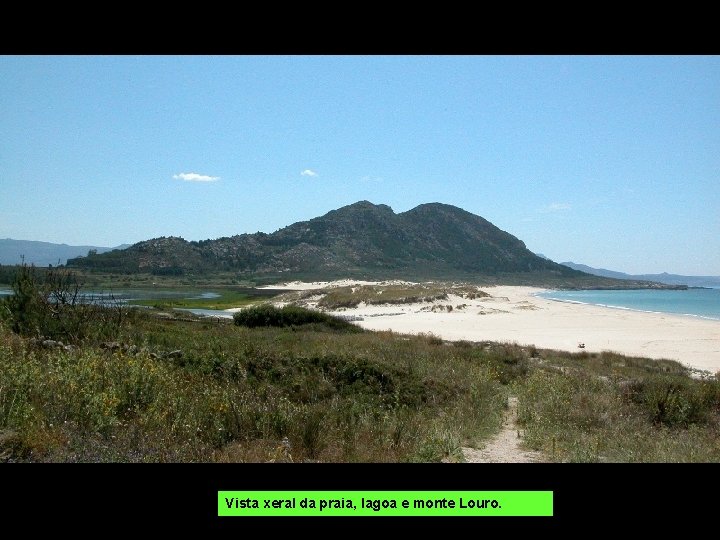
[1,261,42,336]
[0,261,125,343]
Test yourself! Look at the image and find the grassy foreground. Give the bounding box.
[514,352,720,462]
[0,308,511,462]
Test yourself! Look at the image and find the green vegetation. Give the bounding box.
[307,283,489,309]
[0,313,509,463]
[0,264,22,285]
[514,351,720,462]
[233,305,363,332]
[1,268,717,463]
[0,265,261,288]
[1,264,512,463]
[0,263,124,344]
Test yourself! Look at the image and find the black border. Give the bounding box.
[1,461,712,533]
[3,17,716,536]
[4,7,719,54]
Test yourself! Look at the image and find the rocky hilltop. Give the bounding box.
[67,201,678,287]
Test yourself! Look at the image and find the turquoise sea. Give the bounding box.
[536,288,720,321]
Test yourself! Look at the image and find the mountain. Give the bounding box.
[561,262,720,288]
[65,201,676,287]
[0,238,130,267]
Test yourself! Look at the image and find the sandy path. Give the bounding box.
[462,397,546,463]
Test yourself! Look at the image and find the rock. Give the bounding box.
[165,350,183,359]
[42,339,60,349]
[100,342,122,351]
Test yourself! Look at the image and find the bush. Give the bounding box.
[628,375,718,427]
[0,262,125,344]
[233,305,361,332]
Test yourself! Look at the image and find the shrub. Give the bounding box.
[628,375,716,427]
[0,262,125,344]
[233,305,361,332]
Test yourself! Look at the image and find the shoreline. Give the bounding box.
[534,293,720,323]
[249,280,720,375]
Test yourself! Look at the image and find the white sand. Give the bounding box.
[226,280,416,312]
[255,279,417,291]
[255,280,720,375]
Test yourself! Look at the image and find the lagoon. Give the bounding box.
[0,287,276,319]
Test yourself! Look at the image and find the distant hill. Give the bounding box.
[561,261,720,288]
[0,239,129,267]
[66,201,678,288]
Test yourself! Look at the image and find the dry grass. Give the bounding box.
[275,282,491,310]
[0,311,509,463]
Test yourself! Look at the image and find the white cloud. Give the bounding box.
[173,172,220,182]
[542,202,572,213]
[360,175,383,182]
[300,169,318,177]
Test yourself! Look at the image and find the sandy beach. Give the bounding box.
[255,280,720,375]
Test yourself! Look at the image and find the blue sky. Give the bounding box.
[1,55,718,275]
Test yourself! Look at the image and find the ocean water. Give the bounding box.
[536,288,720,321]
